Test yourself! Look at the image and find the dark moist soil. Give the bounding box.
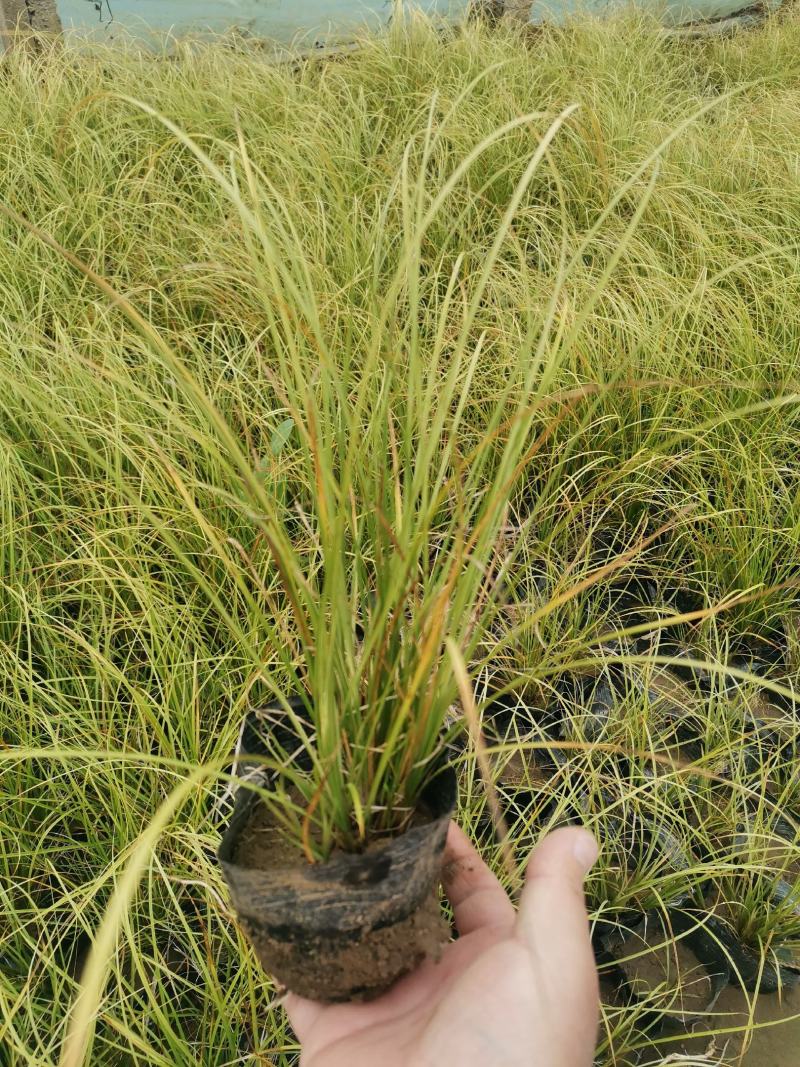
[232,800,448,1002]
[232,799,300,871]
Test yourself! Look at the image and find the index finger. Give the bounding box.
[441,822,515,937]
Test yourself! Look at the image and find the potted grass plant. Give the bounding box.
[217,328,551,1000]
[676,809,800,992]
[203,101,596,1002]
[211,155,584,998]
[18,95,642,1004]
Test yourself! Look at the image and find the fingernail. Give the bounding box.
[572,831,599,875]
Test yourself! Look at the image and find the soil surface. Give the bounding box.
[734,985,800,1065]
[653,984,800,1064]
[233,798,301,871]
[614,928,719,1024]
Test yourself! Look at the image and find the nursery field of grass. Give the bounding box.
[3,12,800,1065]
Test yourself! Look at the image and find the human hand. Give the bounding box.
[285,822,600,1067]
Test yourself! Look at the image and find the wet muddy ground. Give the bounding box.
[657,984,800,1064]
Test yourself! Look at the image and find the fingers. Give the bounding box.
[283,992,323,1041]
[441,821,515,937]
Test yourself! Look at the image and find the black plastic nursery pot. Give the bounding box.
[218,741,457,1003]
[669,906,800,994]
[607,911,730,1030]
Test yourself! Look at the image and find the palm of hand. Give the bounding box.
[286,824,599,1067]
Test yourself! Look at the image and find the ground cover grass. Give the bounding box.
[2,11,800,1064]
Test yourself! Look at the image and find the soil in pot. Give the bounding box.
[219,766,456,1003]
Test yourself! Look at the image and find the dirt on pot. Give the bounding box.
[232,800,448,1000]
[239,884,445,1003]
[222,782,452,1002]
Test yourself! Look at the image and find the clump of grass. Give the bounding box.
[172,85,585,858]
[2,12,800,1065]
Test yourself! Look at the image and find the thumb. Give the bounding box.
[516,826,599,1044]
[516,826,597,949]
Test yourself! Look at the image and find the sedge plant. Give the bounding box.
[73,80,632,861]
[224,101,587,860]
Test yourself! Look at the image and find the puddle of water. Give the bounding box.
[54,0,783,49]
[55,0,467,47]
